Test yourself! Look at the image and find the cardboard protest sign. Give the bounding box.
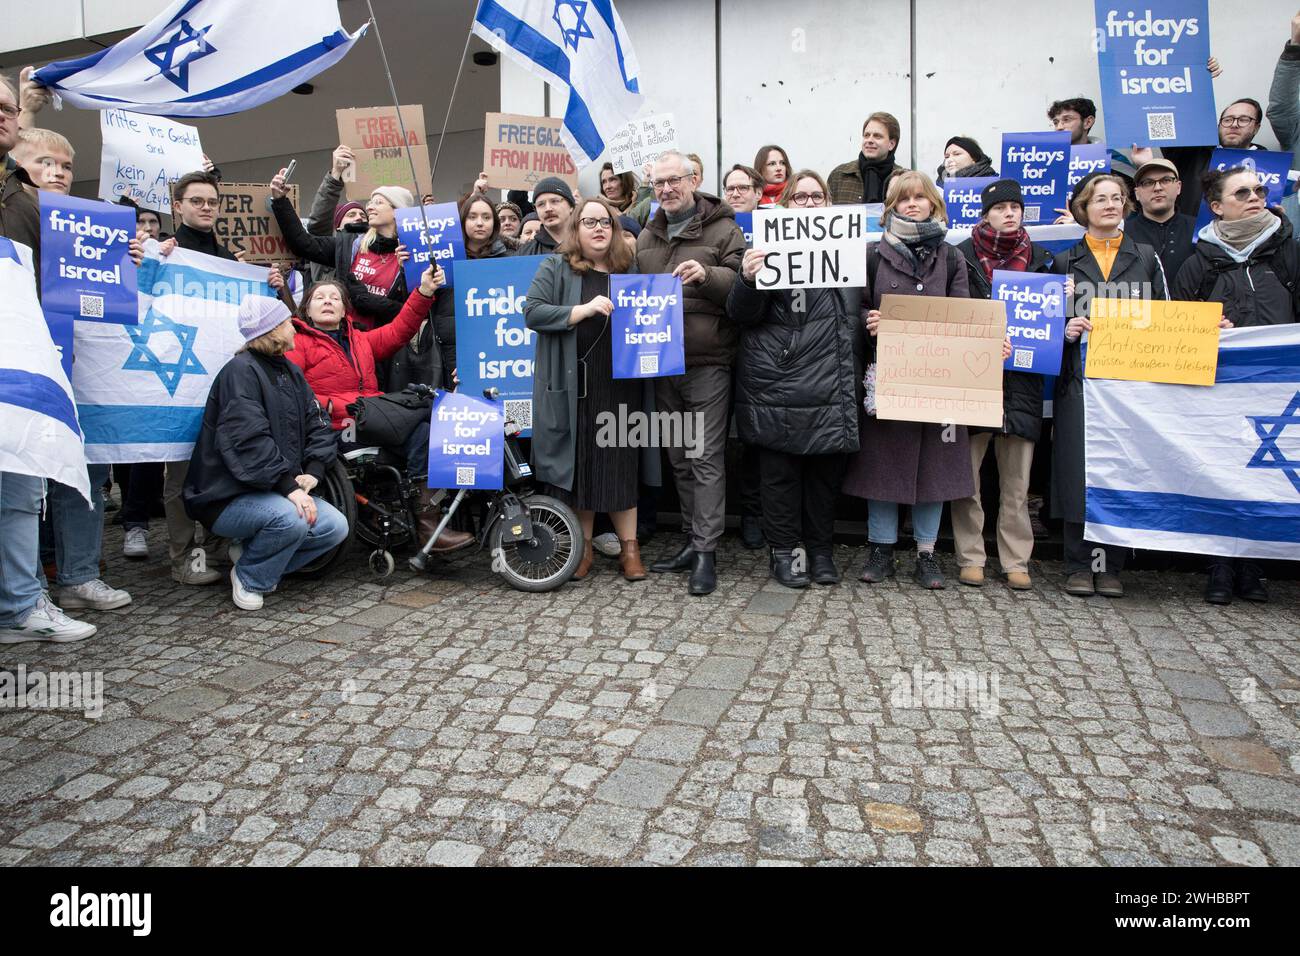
[98,109,204,215]
[1068,144,1110,202]
[40,193,138,325]
[875,294,1006,428]
[942,177,998,228]
[1094,0,1217,147]
[394,203,465,290]
[607,113,678,175]
[991,271,1066,375]
[1085,298,1221,386]
[426,390,504,490]
[1193,148,1295,235]
[483,112,578,191]
[751,206,867,290]
[336,105,430,200]
[1001,132,1070,225]
[454,255,548,437]
[211,183,299,266]
[610,274,685,378]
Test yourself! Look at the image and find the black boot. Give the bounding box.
[688,551,717,595]
[770,548,810,589]
[810,551,840,585]
[651,542,695,573]
[859,544,895,583]
[740,515,765,549]
[1204,562,1234,605]
[1235,561,1269,602]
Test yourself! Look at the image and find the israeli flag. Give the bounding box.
[472,0,642,167]
[1085,324,1300,560]
[73,242,275,463]
[32,0,367,117]
[0,238,90,502]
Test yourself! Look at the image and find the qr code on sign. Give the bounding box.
[456,466,476,486]
[1013,349,1034,370]
[1147,112,1176,141]
[1022,206,1040,224]
[504,399,532,430]
[79,294,104,319]
[639,354,659,375]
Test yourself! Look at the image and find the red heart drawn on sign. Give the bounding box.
[963,351,991,378]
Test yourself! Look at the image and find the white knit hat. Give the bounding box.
[239,295,291,343]
[370,185,415,210]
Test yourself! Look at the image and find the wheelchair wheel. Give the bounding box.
[488,494,582,592]
[293,459,357,579]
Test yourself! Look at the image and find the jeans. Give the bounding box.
[45,464,109,587]
[211,492,349,594]
[868,500,943,549]
[0,471,45,626]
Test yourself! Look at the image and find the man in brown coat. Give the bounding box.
[827,111,908,206]
[637,150,745,596]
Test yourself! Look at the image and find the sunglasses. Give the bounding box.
[1229,185,1269,202]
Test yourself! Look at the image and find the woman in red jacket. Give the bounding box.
[286,263,472,551]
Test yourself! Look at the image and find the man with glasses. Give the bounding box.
[637,150,746,596]
[722,164,763,214]
[1124,158,1196,280]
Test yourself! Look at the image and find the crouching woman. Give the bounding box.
[184,297,349,610]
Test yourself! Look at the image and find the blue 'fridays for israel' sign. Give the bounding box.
[992,270,1066,376]
[39,192,138,325]
[1001,132,1071,226]
[395,202,464,291]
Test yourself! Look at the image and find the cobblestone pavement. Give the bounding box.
[2,524,1299,868]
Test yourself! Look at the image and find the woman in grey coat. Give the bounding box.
[525,197,657,583]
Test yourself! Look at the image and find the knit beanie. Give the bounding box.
[333,200,365,229]
[239,295,291,343]
[945,136,987,164]
[981,179,1025,216]
[369,185,415,210]
[532,177,575,207]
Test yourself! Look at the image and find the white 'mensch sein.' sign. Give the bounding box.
[751,205,868,290]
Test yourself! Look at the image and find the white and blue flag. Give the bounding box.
[32,0,367,117]
[1085,324,1300,560]
[472,0,643,168]
[73,242,276,463]
[0,238,90,502]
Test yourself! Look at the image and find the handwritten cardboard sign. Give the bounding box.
[483,112,578,191]
[336,105,430,200]
[752,206,868,290]
[98,109,204,215]
[1085,299,1221,386]
[875,294,1007,428]
[607,113,678,175]
[210,183,299,266]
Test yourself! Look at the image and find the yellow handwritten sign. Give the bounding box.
[875,295,1006,428]
[1085,299,1222,386]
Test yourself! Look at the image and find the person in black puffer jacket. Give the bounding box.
[1173,165,1300,606]
[726,170,862,589]
[184,297,348,612]
[952,179,1052,591]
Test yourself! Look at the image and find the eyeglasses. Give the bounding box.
[790,191,826,206]
[651,175,690,192]
[1220,115,1258,128]
[1137,175,1178,188]
[1089,195,1126,207]
[1229,185,1269,202]
[184,197,220,209]
[578,216,613,229]
[0,104,19,119]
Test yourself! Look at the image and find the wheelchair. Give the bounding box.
[295,388,584,593]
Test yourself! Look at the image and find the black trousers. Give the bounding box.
[739,441,763,517]
[759,449,845,553]
[1063,520,1127,574]
[120,461,165,529]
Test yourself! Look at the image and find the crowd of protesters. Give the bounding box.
[3,14,1300,644]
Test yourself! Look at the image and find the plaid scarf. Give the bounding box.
[970,221,1032,279]
[882,211,946,266]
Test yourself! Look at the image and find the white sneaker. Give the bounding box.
[0,594,97,644]
[58,579,132,611]
[230,567,263,611]
[123,527,149,559]
[592,532,622,558]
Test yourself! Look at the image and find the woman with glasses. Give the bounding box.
[726,170,861,587]
[753,145,793,207]
[525,197,655,583]
[1051,172,1166,600]
[1173,165,1298,606]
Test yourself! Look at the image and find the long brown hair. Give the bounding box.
[599,161,638,210]
[459,192,499,252]
[558,197,633,274]
[754,144,792,185]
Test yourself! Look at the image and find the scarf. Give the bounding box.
[857,149,898,204]
[936,157,997,185]
[760,181,785,207]
[882,211,946,266]
[1213,210,1277,250]
[970,221,1032,279]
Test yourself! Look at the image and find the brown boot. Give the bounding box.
[415,488,474,553]
[573,538,595,579]
[619,538,647,581]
